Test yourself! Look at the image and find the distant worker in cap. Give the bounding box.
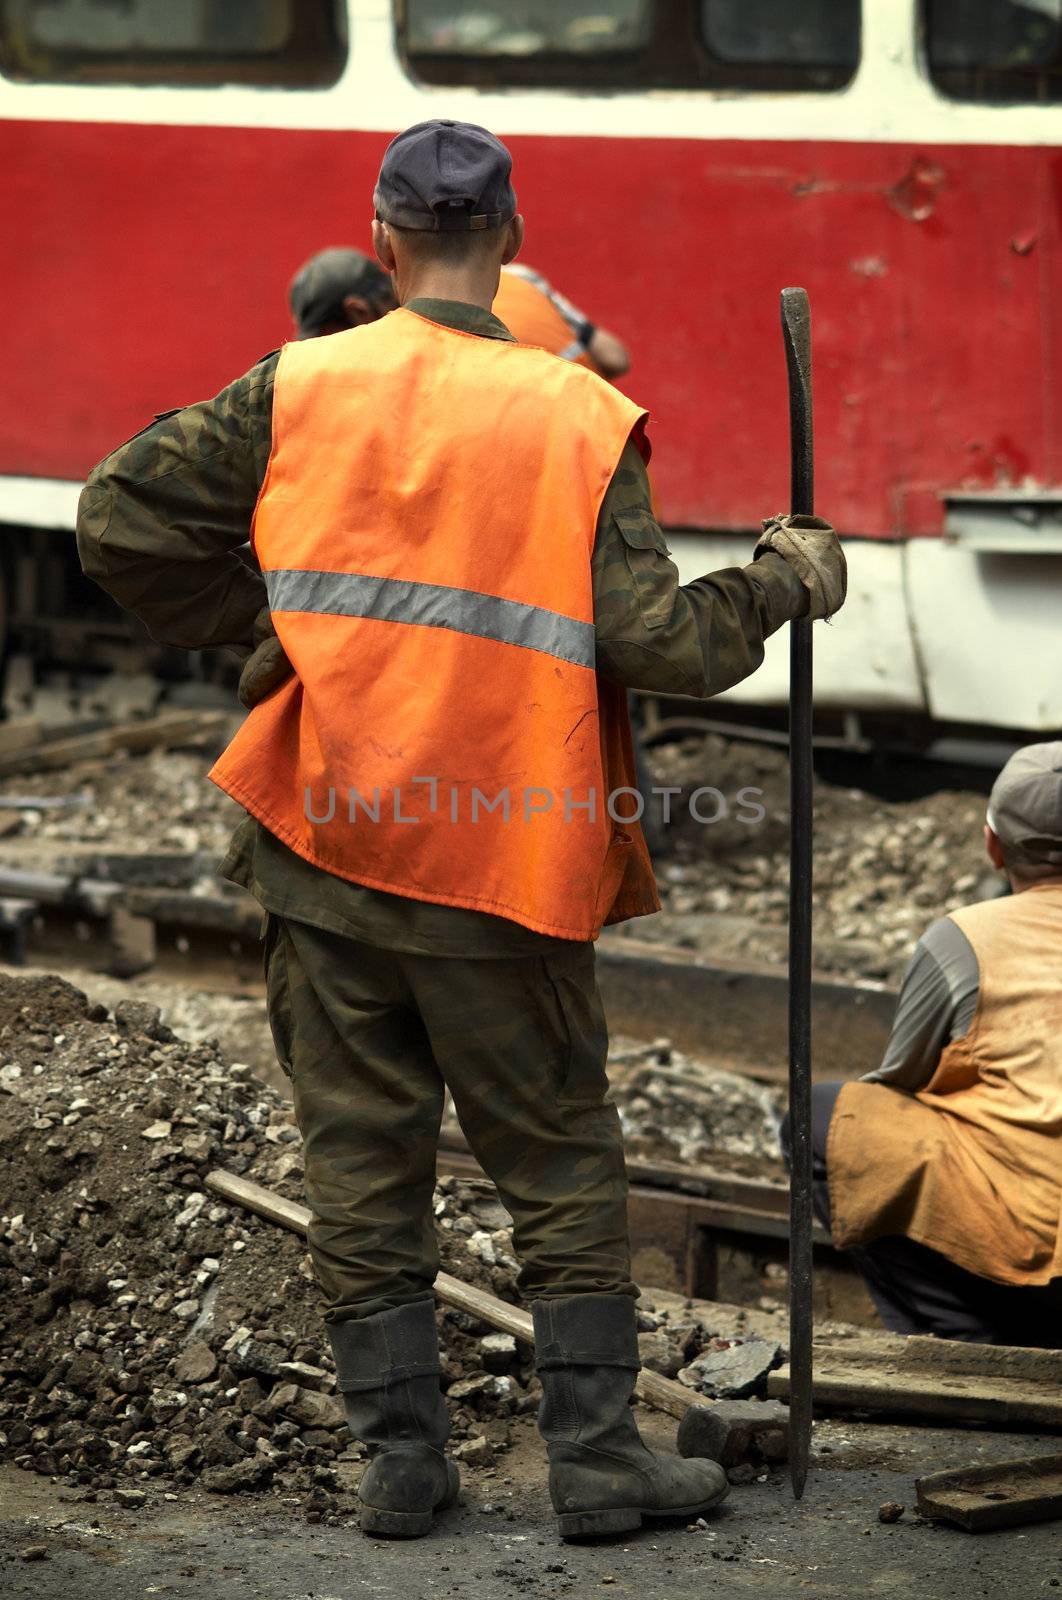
[78,119,846,1540]
[783,741,1062,1348]
[288,246,397,339]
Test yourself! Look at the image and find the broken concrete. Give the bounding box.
[677,1398,790,1467]
[679,1338,784,1399]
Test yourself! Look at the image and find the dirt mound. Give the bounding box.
[0,972,95,1035]
[0,979,540,1518]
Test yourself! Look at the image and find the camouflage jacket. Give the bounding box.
[77,298,805,955]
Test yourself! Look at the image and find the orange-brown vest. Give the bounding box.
[493,268,595,368]
[828,884,1062,1286]
[209,308,660,941]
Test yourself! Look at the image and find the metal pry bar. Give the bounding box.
[780,285,814,1501]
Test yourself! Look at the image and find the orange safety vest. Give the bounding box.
[491,272,660,513]
[493,268,595,368]
[210,307,661,941]
[828,884,1062,1287]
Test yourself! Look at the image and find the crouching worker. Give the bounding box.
[77,120,846,1539]
[783,742,1062,1347]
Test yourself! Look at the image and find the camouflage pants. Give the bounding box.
[264,915,635,1322]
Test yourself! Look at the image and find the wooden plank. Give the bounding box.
[633,1365,698,1422]
[205,1168,698,1423]
[769,1334,1062,1428]
[206,1168,309,1233]
[894,1335,1062,1384]
[770,1366,1062,1427]
[0,711,227,777]
[126,885,261,936]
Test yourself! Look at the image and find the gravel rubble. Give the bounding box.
[1,735,996,988]
[608,1036,782,1166]
[634,734,992,981]
[0,972,772,1513]
[11,749,240,863]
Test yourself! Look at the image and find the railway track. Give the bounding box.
[436,1132,876,1327]
[0,857,895,1070]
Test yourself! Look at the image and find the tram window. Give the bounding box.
[405,1,650,59]
[0,0,347,86]
[702,1,860,75]
[402,0,860,90]
[925,0,1062,100]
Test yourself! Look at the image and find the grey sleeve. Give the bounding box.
[862,917,980,1091]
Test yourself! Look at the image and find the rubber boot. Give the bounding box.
[532,1294,728,1539]
[328,1301,459,1538]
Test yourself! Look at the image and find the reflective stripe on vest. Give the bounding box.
[263,568,596,670]
[209,309,658,940]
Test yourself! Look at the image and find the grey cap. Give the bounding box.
[288,248,392,335]
[987,741,1062,867]
[374,119,517,233]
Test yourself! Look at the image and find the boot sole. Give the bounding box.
[557,1485,729,1541]
[359,1461,460,1540]
[360,1504,435,1538]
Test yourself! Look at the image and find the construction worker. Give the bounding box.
[287,246,397,338]
[783,742,1062,1348]
[77,120,847,1539]
[493,262,630,377]
[284,246,665,854]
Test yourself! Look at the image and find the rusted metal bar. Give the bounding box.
[781,284,815,1501]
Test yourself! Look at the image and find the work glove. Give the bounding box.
[754,514,847,622]
[237,606,293,710]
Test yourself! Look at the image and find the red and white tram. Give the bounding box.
[0,1,1059,731]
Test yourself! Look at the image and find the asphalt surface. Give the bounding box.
[3,1414,1059,1600]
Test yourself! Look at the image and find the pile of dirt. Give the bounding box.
[640,734,990,980]
[0,973,766,1514]
[0,974,539,1516]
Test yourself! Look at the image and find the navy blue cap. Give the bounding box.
[374,119,517,233]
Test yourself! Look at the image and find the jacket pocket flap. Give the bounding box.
[614,506,670,556]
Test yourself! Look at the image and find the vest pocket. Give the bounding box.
[263,914,296,1081]
[540,945,610,1107]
